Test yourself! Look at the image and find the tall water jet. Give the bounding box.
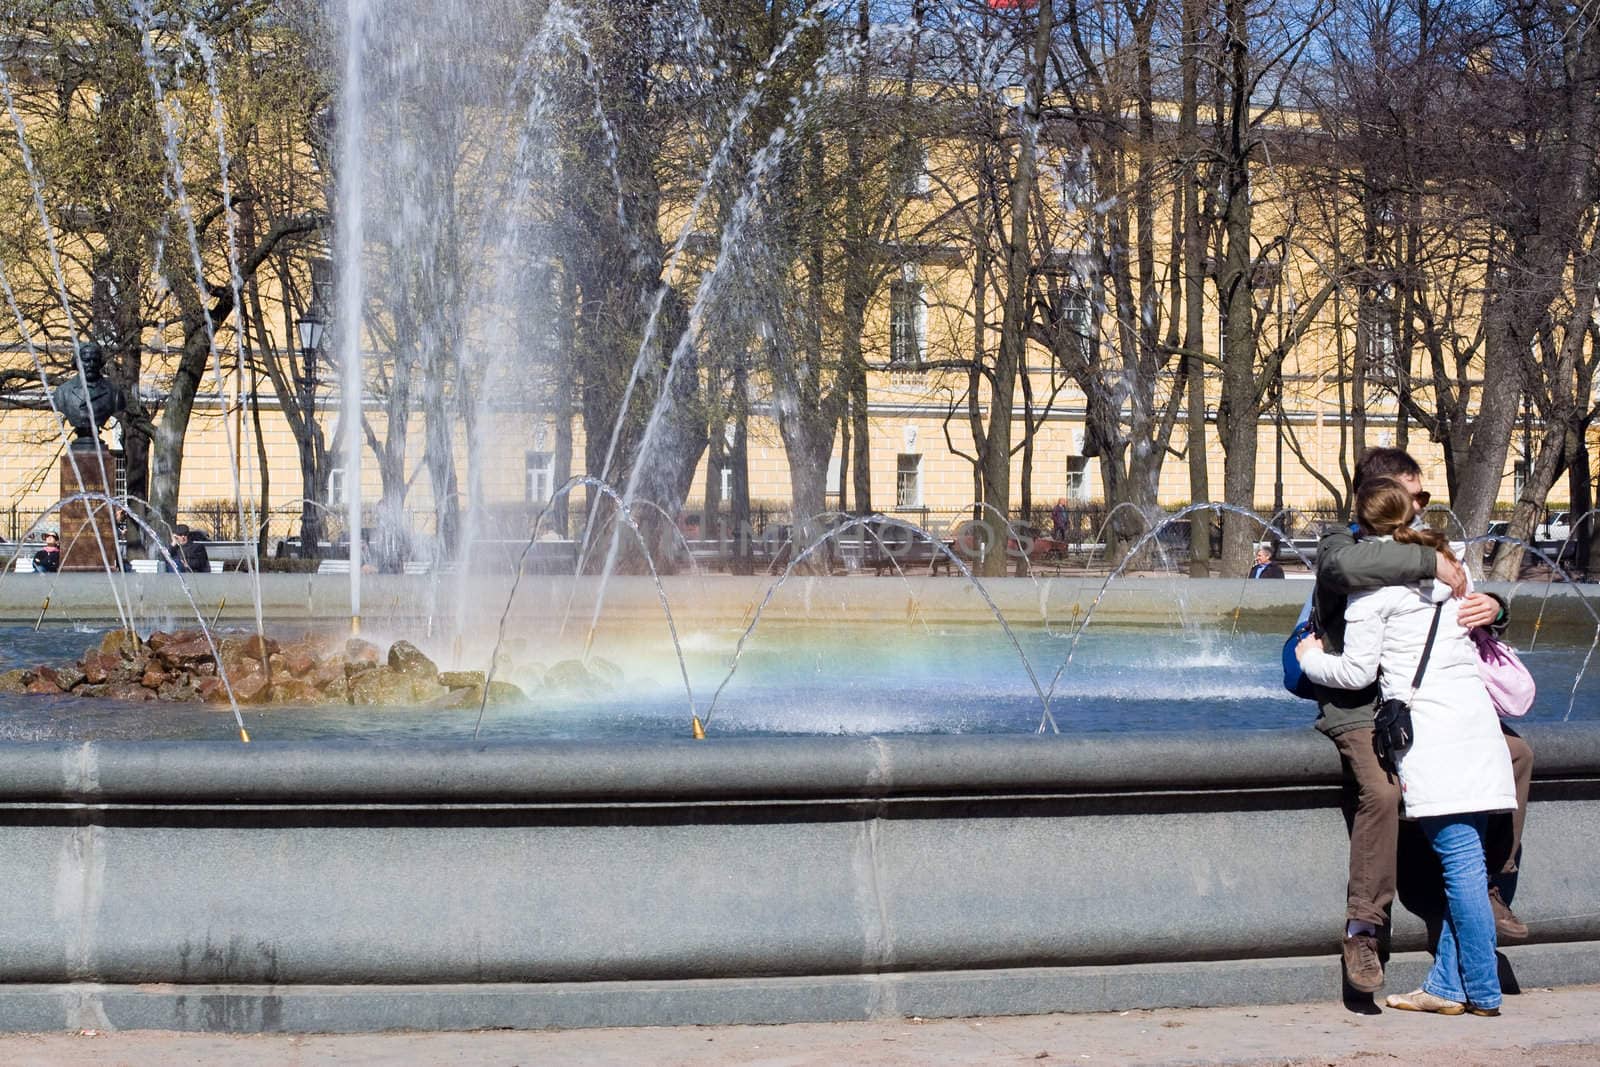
[337,0,369,630]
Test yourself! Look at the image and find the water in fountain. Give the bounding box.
[2,492,1597,743]
[473,476,698,740]
[697,510,1061,735]
[1043,502,1316,715]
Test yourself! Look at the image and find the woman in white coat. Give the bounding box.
[1296,478,1516,1016]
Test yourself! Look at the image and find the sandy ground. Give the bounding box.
[3,984,1600,1066]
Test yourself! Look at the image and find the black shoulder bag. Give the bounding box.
[1373,602,1444,772]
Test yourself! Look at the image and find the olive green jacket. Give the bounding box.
[1310,526,1437,738]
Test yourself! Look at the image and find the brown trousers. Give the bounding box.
[1333,725,1532,926]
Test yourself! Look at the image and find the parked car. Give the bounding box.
[1153,518,1224,556]
[1536,511,1571,543]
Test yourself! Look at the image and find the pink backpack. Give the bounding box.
[1470,628,1536,718]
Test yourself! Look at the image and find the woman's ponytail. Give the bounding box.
[1356,478,1456,562]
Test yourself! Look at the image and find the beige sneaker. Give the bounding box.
[1386,989,1467,1015]
[1342,932,1383,993]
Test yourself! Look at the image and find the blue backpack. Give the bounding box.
[1282,591,1320,700]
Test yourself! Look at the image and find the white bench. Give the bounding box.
[128,559,224,574]
[316,559,456,575]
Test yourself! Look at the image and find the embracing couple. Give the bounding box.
[1294,447,1531,1017]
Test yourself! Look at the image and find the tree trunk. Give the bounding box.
[1567,423,1591,577]
[422,377,460,559]
[703,384,725,524]
[550,267,576,538]
[149,307,214,535]
[1180,0,1211,575]
[1490,279,1598,579]
[1455,21,1600,556]
[91,246,150,545]
[848,353,872,515]
[372,335,413,572]
[1215,0,1257,577]
[728,350,752,576]
[981,0,1051,577]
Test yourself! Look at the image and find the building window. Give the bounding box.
[910,143,931,196]
[1060,286,1091,366]
[310,256,334,309]
[1066,455,1090,502]
[896,453,922,508]
[720,466,732,502]
[889,266,925,367]
[525,450,555,504]
[325,467,346,507]
[1058,153,1095,212]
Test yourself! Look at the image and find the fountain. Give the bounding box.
[0,0,1597,1038]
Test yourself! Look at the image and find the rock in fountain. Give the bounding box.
[0,631,526,709]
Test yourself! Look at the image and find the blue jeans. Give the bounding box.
[1419,813,1501,1009]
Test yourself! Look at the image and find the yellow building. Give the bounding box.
[0,52,1532,549]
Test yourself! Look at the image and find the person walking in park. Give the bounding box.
[1297,477,1518,1015]
[1250,545,1285,578]
[1304,447,1530,995]
[1051,498,1070,544]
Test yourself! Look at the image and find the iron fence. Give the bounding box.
[2,497,1560,578]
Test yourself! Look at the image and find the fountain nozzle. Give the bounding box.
[351,615,362,637]
[692,715,706,740]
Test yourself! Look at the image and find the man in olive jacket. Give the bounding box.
[1313,448,1531,995]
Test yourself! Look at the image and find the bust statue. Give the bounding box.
[53,343,127,450]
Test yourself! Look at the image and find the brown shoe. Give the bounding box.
[1489,886,1529,941]
[1467,1005,1501,1017]
[1343,932,1383,993]
[1386,989,1467,1015]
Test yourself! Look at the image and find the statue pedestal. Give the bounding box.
[60,449,122,572]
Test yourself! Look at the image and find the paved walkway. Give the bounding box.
[3,985,1599,1066]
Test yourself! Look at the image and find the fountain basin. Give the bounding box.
[3,574,1597,741]
[1,727,1598,1031]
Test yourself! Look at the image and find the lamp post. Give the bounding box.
[296,305,326,560]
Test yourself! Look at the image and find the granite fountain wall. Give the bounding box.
[0,724,1597,1032]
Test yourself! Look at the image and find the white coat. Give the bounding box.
[1299,569,1515,819]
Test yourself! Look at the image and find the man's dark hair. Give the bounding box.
[1353,447,1421,491]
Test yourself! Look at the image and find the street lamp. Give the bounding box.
[295,304,327,560]
[297,304,326,376]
